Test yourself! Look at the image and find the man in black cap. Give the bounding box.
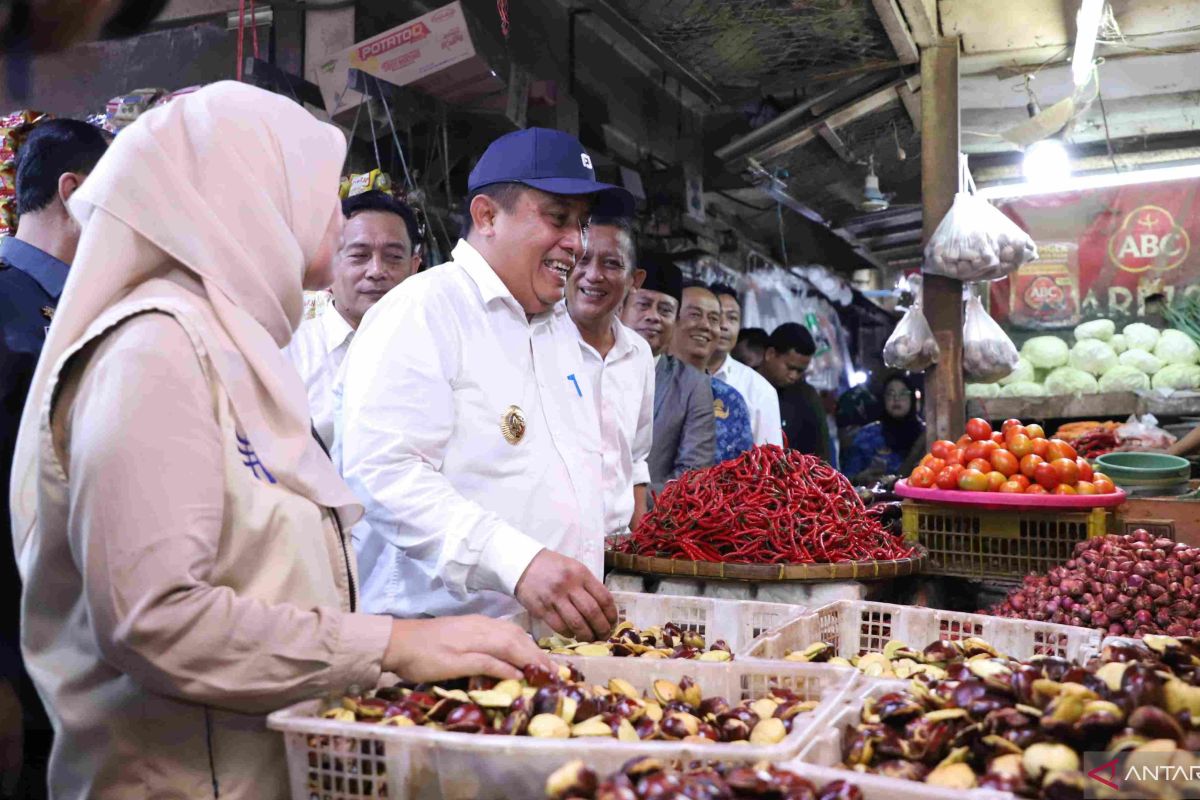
[620,255,715,495]
[341,128,633,642]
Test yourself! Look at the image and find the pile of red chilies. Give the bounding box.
[616,445,915,565]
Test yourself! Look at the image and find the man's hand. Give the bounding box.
[0,680,22,796]
[383,616,551,683]
[514,550,618,641]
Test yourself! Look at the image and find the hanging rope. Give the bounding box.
[497,0,510,38]
[236,0,245,80]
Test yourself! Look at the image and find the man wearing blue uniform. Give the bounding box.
[0,118,107,798]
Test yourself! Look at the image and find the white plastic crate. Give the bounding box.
[268,657,856,800]
[795,682,1016,800]
[745,599,1102,666]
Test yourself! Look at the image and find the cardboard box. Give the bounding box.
[1110,483,1200,546]
[316,1,505,120]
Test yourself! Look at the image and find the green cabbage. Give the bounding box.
[999,381,1046,397]
[1151,363,1200,391]
[1109,334,1128,354]
[1098,365,1150,392]
[1123,322,1160,352]
[998,357,1035,386]
[1154,329,1200,365]
[1119,348,1164,375]
[1021,336,1069,369]
[1068,339,1118,376]
[1044,366,1099,396]
[966,382,1000,399]
[1073,319,1115,341]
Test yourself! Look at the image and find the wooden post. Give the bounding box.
[920,38,963,441]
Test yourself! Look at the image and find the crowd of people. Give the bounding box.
[0,83,922,797]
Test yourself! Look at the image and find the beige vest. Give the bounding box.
[25,293,358,799]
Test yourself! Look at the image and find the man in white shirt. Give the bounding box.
[707,283,783,447]
[340,128,632,641]
[283,191,421,447]
[561,216,655,536]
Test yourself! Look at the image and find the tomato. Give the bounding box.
[937,465,965,491]
[999,480,1026,493]
[1034,462,1061,490]
[1031,438,1051,458]
[1054,484,1077,495]
[1050,457,1080,486]
[1045,439,1078,462]
[921,456,947,474]
[966,418,993,442]
[990,449,1019,477]
[1010,474,1032,490]
[1020,454,1045,479]
[1093,474,1116,494]
[967,458,993,474]
[1007,433,1034,459]
[930,440,956,460]
[1004,424,1028,441]
[958,468,990,492]
[1076,458,1094,483]
[1001,418,1023,433]
[945,449,966,466]
[1075,480,1097,495]
[965,441,996,462]
[1025,423,1046,439]
[991,431,1006,446]
[986,471,1008,492]
[1026,484,1049,495]
[909,466,936,488]
[956,434,974,449]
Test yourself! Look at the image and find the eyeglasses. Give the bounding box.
[884,390,913,400]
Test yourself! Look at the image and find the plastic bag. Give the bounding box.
[1116,414,1177,452]
[883,278,939,371]
[924,192,1038,282]
[963,295,1019,382]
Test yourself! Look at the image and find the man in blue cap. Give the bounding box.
[340,128,633,641]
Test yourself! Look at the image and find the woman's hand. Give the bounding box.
[382,616,552,683]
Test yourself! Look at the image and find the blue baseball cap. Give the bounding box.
[468,127,635,217]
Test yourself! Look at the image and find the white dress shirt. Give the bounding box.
[566,316,655,536]
[713,355,783,446]
[339,240,604,621]
[282,301,355,448]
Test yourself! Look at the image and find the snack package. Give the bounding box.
[341,168,393,198]
[0,109,50,235]
[883,276,940,371]
[924,192,1038,282]
[105,88,167,133]
[963,295,1019,382]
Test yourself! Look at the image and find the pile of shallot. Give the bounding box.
[987,530,1200,638]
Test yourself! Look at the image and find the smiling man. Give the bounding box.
[561,216,654,536]
[670,282,754,463]
[707,284,782,448]
[340,128,632,642]
[284,190,421,447]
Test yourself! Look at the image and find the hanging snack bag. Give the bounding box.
[963,294,1020,382]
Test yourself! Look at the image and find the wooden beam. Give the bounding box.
[899,77,921,127]
[871,0,920,65]
[897,0,939,47]
[921,38,963,441]
[818,123,856,162]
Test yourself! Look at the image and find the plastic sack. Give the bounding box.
[924,192,1038,282]
[883,279,939,371]
[1155,329,1200,365]
[998,356,1035,386]
[1073,319,1115,342]
[966,383,1000,399]
[1116,414,1177,451]
[1044,366,1099,396]
[1000,381,1046,398]
[1068,339,1118,377]
[1021,336,1070,369]
[1098,365,1150,393]
[1123,322,1160,352]
[963,295,1019,382]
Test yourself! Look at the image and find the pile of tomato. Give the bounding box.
[908,417,1118,495]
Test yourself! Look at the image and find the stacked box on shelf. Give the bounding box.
[901,501,1107,585]
[603,591,807,656]
[745,599,1102,665]
[268,658,857,800]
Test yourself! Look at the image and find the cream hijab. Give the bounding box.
[10,81,362,558]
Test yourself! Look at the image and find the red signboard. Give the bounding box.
[990,178,1200,330]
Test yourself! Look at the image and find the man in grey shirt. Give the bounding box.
[621,255,715,495]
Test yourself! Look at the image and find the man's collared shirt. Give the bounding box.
[712,355,782,447]
[282,300,355,448]
[565,316,654,536]
[711,377,755,463]
[339,240,603,621]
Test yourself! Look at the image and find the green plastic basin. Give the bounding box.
[1094,452,1191,484]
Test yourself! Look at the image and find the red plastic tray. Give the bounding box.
[895,479,1126,510]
